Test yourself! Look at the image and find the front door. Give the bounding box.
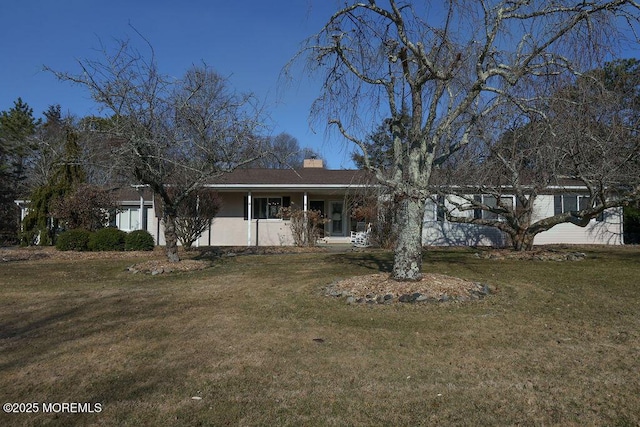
[329,201,345,236]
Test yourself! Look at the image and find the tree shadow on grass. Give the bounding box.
[422,247,482,264]
[326,247,485,274]
[0,306,82,342]
[0,287,217,426]
[0,290,185,373]
[325,252,394,273]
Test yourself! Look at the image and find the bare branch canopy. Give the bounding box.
[292,0,640,280]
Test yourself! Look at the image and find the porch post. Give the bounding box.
[14,201,26,232]
[247,191,252,246]
[303,192,308,244]
[139,191,144,230]
[195,195,200,248]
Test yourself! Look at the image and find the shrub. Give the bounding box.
[50,184,118,232]
[125,230,155,251]
[56,229,92,251]
[89,227,126,251]
[351,198,397,249]
[172,189,221,250]
[624,205,640,244]
[280,204,329,246]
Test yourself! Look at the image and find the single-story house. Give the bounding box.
[15,159,625,247]
[119,159,372,246]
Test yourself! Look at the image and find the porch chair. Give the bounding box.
[350,222,372,248]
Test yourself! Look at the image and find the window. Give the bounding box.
[424,196,446,222]
[473,195,483,219]
[473,195,514,220]
[554,194,603,221]
[436,195,446,222]
[119,207,140,231]
[554,194,594,214]
[253,197,281,219]
[244,196,290,220]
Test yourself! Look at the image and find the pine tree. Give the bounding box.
[0,98,40,244]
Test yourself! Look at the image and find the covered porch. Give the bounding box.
[243,190,355,246]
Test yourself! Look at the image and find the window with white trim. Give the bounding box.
[118,207,140,231]
[473,195,515,220]
[244,196,291,220]
[554,194,592,214]
[425,195,446,222]
[554,194,603,221]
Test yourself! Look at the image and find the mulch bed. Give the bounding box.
[328,272,487,299]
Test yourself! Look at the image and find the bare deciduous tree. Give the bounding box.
[293,0,640,280]
[25,105,68,190]
[50,183,118,232]
[173,189,222,250]
[245,132,324,169]
[48,35,266,262]
[440,62,640,250]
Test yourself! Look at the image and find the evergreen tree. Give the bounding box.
[0,98,40,244]
[21,119,86,245]
[351,118,404,171]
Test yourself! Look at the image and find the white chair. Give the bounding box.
[350,222,371,247]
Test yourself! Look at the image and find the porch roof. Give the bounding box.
[205,168,373,191]
[110,186,154,204]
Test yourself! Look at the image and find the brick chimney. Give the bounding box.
[303,158,324,168]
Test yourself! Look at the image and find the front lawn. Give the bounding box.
[0,246,638,426]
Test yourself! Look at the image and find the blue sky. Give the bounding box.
[0,0,358,169]
[3,2,639,170]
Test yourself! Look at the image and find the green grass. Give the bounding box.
[0,246,639,426]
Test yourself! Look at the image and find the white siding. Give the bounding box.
[154,192,296,247]
[422,194,624,247]
[423,197,507,247]
[532,196,623,245]
[130,191,625,248]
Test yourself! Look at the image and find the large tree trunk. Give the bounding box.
[392,195,426,281]
[163,210,180,263]
[511,229,535,252]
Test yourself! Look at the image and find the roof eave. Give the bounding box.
[204,183,374,191]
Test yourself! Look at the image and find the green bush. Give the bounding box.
[56,229,92,251]
[125,230,155,251]
[88,227,126,251]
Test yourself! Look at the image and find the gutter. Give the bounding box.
[204,184,372,191]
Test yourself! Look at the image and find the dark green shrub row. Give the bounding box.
[89,228,127,251]
[56,228,155,251]
[56,229,92,251]
[125,229,156,251]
